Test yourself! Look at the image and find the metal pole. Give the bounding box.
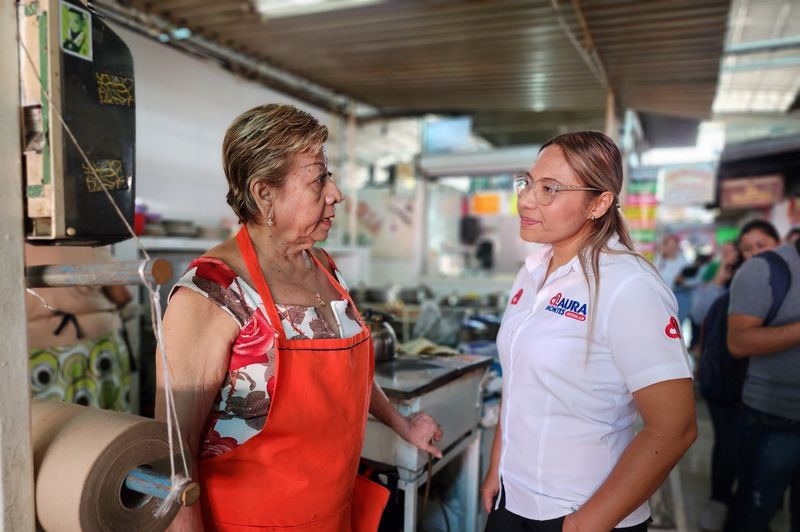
[26,257,173,287]
[124,467,200,507]
[0,1,36,529]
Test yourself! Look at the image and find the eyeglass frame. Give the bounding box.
[513,174,605,205]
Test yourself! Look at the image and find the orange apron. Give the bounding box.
[198,226,387,531]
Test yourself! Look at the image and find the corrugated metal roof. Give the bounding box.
[714,0,800,125]
[117,0,731,144]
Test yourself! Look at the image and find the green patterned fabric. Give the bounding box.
[29,330,132,412]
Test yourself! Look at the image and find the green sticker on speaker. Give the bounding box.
[60,1,92,61]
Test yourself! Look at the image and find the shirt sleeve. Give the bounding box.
[728,257,772,321]
[169,258,252,328]
[604,273,693,392]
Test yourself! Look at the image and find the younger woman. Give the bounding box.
[481,132,697,531]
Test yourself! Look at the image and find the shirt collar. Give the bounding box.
[524,234,626,276]
[524,243,583,278]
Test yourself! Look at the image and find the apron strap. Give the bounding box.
[236,225,287,341]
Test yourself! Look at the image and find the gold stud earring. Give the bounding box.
[266,209,274,227]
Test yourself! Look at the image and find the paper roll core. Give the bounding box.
[120,473,153,511]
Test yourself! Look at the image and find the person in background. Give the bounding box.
[481,131,696,532]
[676,252,713,352]
[695,237,745,532]
[734,220,781,262]
[656,234,691,329]
[475,226,499,272]
[656,234,687,288]
[159,104,442,531]
[690,241,740,352]
[786,227,800,246]
[25,244,133,412]
[724,219,800,532]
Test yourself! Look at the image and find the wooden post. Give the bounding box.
[0,2,37,530]
[605,91,620,142]
[346,109,358,246]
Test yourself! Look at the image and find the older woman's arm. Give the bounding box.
[563,378,697,532]
[156,289,239,532]
[369,382,443,458]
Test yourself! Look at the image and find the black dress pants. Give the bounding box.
[485,487,649,532]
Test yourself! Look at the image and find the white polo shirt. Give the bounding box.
[496,237,692,527]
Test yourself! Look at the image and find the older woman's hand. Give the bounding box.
[399,412,444,458]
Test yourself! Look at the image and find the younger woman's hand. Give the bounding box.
[480,472,499,513]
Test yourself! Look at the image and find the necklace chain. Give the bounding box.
[310,259,326,308]
[264,251,326,308]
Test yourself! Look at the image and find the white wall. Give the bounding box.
[111,25,443,287]
[111,25,332,226]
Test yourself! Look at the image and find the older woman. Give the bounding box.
[157,104,442,531]
[481,132,697,532]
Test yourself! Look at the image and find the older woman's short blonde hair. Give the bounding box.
[223,104,328,223]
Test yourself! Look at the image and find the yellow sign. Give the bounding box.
[623,206,657,220]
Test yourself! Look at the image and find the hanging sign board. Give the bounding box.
[720,175,784,209]
[660,164,715,206]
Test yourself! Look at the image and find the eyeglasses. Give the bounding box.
[513,175,604,206]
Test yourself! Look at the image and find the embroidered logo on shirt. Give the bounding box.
[510,288,524,305]
[545,292,588,321]
[664,316,682,339]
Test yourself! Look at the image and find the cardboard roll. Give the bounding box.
[31,399,190,532]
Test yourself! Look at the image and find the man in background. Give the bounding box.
[725,233,800,531]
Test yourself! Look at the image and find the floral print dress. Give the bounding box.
[170,256,362,459]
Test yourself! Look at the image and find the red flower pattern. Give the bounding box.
[191,257,238,289]
[309,316,336,338]
[200,429,239,459]
[230,308,275,371]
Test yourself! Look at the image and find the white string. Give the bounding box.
[17,15,190,516]
[26,288,61,312]
[26,287,117,314]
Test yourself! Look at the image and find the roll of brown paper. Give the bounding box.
[32,399,190,531]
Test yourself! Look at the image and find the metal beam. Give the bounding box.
[549,0,609,91]
[726,35,800,55]
[0,2,36,530]
[721,56,800,72]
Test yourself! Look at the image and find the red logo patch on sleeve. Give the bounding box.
[665,316,682,339]
[511,288,523,305]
